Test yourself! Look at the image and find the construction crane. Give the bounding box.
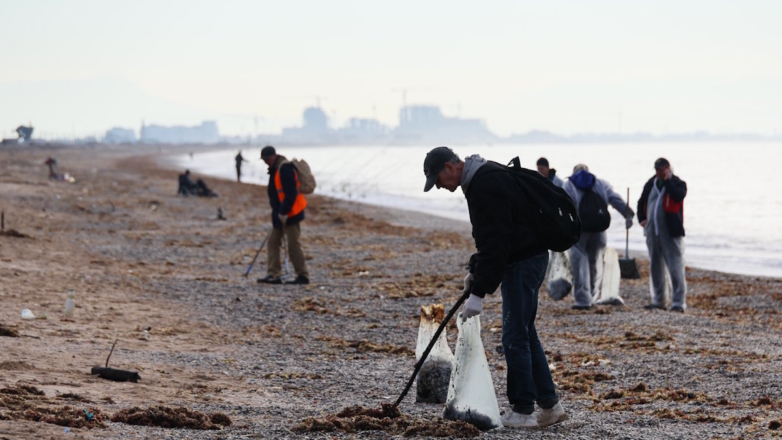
[284,95,328,108]
[391,87,434,107]
[221,114,265,144]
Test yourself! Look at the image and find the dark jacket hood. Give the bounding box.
[570,170,596,190]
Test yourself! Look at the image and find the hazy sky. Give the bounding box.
[1,0,781,138]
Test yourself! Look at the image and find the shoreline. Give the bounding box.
[161,145,779,280]
[1,144,781,439]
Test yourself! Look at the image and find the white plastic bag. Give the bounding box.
[443,313,502,430]
[596,247,624,305]
[415,304,454,403]
[547,251,573,301]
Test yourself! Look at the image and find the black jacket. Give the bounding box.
[267,157,304,228]
[636,175,687,237]
[466,161,547,297]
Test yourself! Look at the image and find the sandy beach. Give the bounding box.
[1,144,781,439]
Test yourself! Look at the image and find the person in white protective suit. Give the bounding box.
[563,164,634,309]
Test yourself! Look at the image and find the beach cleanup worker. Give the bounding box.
[423,146,567,429]
[235,150,247,183]
[257,146,310,285]
[44,157,60,179]
[536,157,564,188]
[563,164,633,309]
[637,158,688,312]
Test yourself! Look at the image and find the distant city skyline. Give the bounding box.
[2,1,781,138]
[90,104,782,147]
[5,102,782,146]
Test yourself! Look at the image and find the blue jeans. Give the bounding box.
[501,252,559,414]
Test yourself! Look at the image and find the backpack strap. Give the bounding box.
[508,157,521,170]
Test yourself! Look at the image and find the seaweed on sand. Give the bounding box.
[292,403,481,438]
[0,324,19,338]
[111,405,232,430]
[0,385,106,429]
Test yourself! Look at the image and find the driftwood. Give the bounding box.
[90,339,141,382]
[91,367,141,383]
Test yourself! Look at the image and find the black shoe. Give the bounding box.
[669,306,685,313]
[257,275,282,284]
[285,275,310,285]
[643,303,666,310]
[571,304,593,310]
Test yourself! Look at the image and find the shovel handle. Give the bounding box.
[393,291,470,408]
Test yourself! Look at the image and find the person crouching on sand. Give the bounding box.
[423,146,568,429]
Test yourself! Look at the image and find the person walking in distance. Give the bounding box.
[423,146,568,429]
[562,164,634,309]
[235,150,248,183]
[257,146,310,285]
[637,158,688,312]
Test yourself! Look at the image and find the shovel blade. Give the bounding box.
[619,258,641,279]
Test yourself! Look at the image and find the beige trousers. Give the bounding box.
[267,222,309,279]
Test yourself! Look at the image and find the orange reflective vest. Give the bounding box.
[274,165,307,218]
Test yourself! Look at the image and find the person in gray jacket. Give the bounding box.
[563,164,633,309]
[637,158,688,312]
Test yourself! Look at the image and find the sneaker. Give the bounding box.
[501,410,538,429]
[571,304,593,310]
[285,275,310,285]
[537,402,568,427]
[670,306,685,313]
[643,303,665,310]
[257,275,282,284]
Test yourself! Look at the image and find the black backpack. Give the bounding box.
[506,157,581,252]
[578,188,611,232]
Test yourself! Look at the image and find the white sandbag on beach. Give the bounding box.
[596,247,624,305]
[415,304,454,404]
[547,251,573,301]
[443,313,502,430]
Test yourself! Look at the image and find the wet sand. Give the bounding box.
[1,144,781,439]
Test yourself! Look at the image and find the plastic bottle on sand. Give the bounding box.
[64,290,76,318]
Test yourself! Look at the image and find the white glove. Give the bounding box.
[463,273,474,294]
[278,213,287,226]
[462,294,483,321]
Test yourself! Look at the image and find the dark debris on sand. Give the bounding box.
[110,405,232,430]
[0,229,31,239]
[0,324,19,338]
[292,403,481,438]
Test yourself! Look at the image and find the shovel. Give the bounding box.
[619,188,641,279]
[393,291,470,408]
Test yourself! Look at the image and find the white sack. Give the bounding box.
[415,304,454,403]
[442,313,502,430]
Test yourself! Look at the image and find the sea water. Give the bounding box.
[172,142,782,278]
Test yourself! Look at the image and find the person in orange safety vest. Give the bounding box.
[257,146,310,285]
